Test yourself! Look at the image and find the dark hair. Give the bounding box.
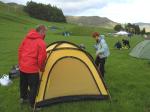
[36,24,47,32]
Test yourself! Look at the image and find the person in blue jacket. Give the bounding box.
[92,32,110,78]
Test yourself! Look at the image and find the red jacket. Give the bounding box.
[18,29,47,73]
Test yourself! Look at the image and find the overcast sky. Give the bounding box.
[1,0,150,23]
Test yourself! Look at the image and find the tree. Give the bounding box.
[141,28,146,35]
[24,1,66,22]
[134,25,140,34]
[117,23,146,35]
[114,24,123,31]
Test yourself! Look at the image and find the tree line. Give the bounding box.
[24,1,66,23]
[114,23,146,35]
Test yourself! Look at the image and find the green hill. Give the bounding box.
[0,2,113,35]
[66,16,118,28]
[0,1,150,112]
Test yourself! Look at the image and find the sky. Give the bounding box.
[1,0,150,23]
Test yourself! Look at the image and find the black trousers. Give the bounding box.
[95,56,106,78]
[20,71,39,107]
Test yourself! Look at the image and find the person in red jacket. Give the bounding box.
[18,24,47,109]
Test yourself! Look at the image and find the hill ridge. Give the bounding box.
[66,16,118,28]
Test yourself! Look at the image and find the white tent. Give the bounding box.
[115,31,129,35]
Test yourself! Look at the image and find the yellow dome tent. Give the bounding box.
[34,41,110,110]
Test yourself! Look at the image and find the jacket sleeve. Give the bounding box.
[38,42,47,72]
[18,40,24,66]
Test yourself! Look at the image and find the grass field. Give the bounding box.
[0,3,150,112]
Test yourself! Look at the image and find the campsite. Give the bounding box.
[0,1,150,112]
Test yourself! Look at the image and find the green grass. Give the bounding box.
[0,2,150,112]
[68,26,113,36]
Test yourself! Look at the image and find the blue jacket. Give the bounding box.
[95,35,110,58]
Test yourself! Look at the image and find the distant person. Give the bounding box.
[114,41,122,50]
[62,31,70,37]
[122,39,130,49]
[92,32,110,78]
[18,24,47,110]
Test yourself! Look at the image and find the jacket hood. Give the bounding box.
[26,29,44,39]
[100,35,105,39]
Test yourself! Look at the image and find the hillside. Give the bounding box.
[1,1,116,29]
[66,16,118,28]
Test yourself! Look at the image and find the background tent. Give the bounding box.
[115,31,129,36]
[129,40,150,60]
[34,41,110,110]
